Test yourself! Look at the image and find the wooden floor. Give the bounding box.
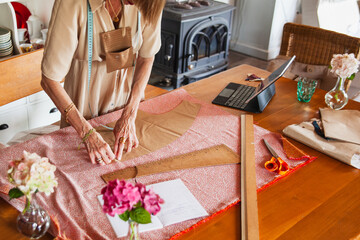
[149,50,269,90]
[227,50,269,70]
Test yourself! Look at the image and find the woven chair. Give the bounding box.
[280,22,360,65]
[275,22,360,99]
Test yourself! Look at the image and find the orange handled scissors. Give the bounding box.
[263,139,290,175]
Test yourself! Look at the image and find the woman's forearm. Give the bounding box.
[40,75,92,137]
[123,56,154,117]
[112,56,154,158]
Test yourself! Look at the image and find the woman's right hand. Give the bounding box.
[82,130,115,165]
[40,75,115,165]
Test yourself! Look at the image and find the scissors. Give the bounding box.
[263,139,290,175]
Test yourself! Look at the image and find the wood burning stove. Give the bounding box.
[153,0,235,89]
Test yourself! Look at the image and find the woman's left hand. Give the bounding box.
[113,56,154,160]
[113,108,139,160]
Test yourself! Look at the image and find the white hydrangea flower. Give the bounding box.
[7,151,57,198]
[330,53,360,79]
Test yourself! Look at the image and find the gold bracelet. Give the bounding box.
[78,128,96,150]
[64,103,75,123]
[64,103,74,113]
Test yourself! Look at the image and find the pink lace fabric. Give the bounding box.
[0,89,311,239]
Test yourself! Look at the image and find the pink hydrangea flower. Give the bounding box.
[101,180,164,218]
[101,180,141,217]
[142,189,164,215]
[136,183,164,215]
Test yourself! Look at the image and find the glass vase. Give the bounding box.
[325,76,349,110]
[16,194,50,239]
[126,220,140,240]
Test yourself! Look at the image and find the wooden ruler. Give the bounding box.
[101,144,240,183]
[241,114,259,240]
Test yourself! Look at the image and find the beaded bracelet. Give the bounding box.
[78,128,96,150]
[64,103,75,123]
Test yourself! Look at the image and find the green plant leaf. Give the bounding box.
[134,201,141,208]
[347,73,355,80]
[8,187,24,200]
[130,207,151,224]
[119,210,130,222]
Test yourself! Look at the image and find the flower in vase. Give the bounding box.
[101,179,164,224]
[7,151,58,200]
[330,53,360,79]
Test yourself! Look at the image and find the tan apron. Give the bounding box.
[100,3,138,73]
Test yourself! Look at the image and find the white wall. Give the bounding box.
[230,0,276,60]
[230,0,298,60]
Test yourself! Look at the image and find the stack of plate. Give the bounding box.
[0,27,13,58]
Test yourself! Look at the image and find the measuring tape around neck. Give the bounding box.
[87,1,95,118]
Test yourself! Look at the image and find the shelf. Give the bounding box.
[0,1,21,56]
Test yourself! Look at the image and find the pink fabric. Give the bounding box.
[0,89,312,240]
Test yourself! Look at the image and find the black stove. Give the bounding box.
[153,0,235,88]
[163,1,229,21]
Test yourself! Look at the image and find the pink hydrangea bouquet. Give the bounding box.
[7,151,58,210]
[330,53,360,79]
[101,179,164,227]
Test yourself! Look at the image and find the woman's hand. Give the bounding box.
[83,130,115,165]
[41,74,115,165]
[112,56,154,160]
[113,107,139,160]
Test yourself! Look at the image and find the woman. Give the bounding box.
[40,0,165,165]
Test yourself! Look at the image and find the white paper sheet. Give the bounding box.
[150,179,209,226]
[97,178,208,238]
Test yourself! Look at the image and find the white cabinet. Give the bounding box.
[0,97,26,112]
[29,89,51,103]
[0,105,28,144]
[28,99,60,129]
[0,90,61,144]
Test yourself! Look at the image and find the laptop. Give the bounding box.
[212,56,296,113]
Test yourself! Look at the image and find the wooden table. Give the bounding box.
[2,65,360,239]
[178,65,360,240]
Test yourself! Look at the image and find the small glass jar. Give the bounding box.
[297,77,317,102]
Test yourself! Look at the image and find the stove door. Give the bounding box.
[183,17,229,73]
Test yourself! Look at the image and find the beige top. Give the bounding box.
[41,0,162,120]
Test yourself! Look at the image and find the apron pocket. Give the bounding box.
[105,47,135,73]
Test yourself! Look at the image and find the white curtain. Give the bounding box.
[230,0,245,50]
[317,0,360,35]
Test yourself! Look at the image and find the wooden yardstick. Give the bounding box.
[101,144,240,183]
[241,114,259,240]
